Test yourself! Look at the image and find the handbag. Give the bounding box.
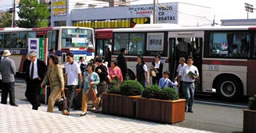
[58,91,68,111]
[151,69,157,77]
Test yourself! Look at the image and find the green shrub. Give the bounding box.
[142,85,161,98]
[158,87,179,100]
[120,80,144,96]
[249,94,256,110]
[107,85,120,94]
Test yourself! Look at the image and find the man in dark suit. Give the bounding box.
[24,51,47,110]
[117,48,127,80]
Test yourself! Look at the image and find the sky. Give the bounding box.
[0,0,255,22]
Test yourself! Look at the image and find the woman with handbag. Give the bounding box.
[41,55,69,115]
[80,63,100,116]
[151,55,163,85]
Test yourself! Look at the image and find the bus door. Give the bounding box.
[168,31,204,92]
[96,39,112,56]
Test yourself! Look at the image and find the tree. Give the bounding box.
[0,12,12,28]
[17,0,50,28]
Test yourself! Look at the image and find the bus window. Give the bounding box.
[254,34,256,58]
[129,33,145,55]
[19,32,28,48]
[4,34,11,48]
[47,31,58,50]
[205,32,250,58]
[0,34,3,48]
[113,33,145,55]
[10,33,18,48]
[113,33,129,54]
[28,32,36,38]
[62,29,92,48]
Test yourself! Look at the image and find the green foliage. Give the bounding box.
[120,80,144,96]
[249,95,256,110]
[142,85,161,98]
[158,87,179,100]
[107,86,121,94]
[107,79,121,94]
[17,0,50,28]
[0,12,12,27]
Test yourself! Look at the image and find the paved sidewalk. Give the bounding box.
[0,99,214,133]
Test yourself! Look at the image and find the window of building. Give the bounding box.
[113,33,145,55]
[205,32,250,58]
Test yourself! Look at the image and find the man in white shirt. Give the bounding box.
[65,53,82,112]
[176,57,187,98]
[178,57,199,113]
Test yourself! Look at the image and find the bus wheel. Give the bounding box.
[127,68,135,80]
[216,76,242,99]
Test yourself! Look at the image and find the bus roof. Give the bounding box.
[112,24,256,32]
[0,26,93,33]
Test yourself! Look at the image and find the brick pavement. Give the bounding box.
[0,99,214,133]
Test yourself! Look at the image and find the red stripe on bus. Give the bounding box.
[249,27,256,30]
[202,60,249,66]
[32,27,53,31]
[95,29,113,39]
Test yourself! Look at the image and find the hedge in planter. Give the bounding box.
[142,85,161,98]
[120,80,144,96]
[244,94,256,133]
[102,80,142,118]
[136,86,185,124]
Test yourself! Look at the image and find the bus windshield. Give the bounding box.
[61,28,93,48]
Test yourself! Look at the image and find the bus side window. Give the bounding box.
[0,34,3,48]
[113,33,129,54]
[4,34,11,48]
[254,34,256,58]
[19,32,28,48]
[207,32,250,58]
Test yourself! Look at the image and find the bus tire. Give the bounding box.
[215,75,242,100]
[127,68,135,80]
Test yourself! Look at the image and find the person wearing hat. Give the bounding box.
[0,50,17,106]
[24,51,47,110]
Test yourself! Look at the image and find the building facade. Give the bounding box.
[51,2,213,28]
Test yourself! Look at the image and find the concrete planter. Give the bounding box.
[136,97,186,124]
[243,109,256,133]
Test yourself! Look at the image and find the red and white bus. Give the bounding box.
[95,24,256,99]
[0,26,95,73]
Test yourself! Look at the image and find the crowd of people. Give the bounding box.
[0,47,199,115]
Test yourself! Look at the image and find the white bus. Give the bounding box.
[0,26,95,74]
[95,24,256,99]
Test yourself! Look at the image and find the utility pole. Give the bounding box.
[153,0,156,24]
[245,3,253,19]
[12,0,16,27]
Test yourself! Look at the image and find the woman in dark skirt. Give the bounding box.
[136,55,150,87]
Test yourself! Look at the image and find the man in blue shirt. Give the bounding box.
[159,71,177,89]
